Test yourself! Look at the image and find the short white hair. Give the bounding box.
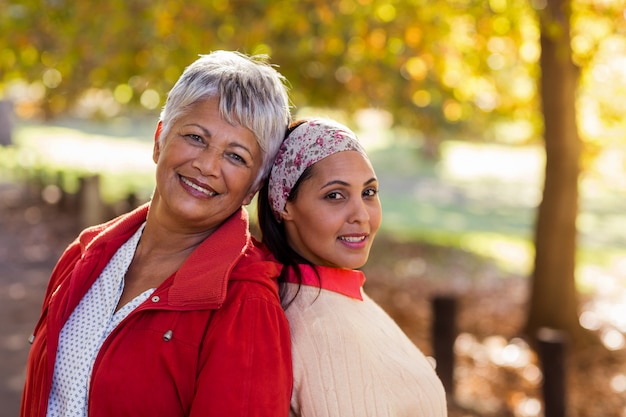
[159,50,291,187]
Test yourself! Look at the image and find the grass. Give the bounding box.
[4,121,156,202]
[3,118,626,279]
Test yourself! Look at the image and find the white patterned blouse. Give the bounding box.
[46,223,153,417]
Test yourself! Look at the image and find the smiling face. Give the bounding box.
[151,96,262,232]
[281,151,382,270]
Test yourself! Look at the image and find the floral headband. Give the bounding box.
[268,118,367,222]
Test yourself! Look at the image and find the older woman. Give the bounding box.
[21,51,292,417]
[257,118,448,416]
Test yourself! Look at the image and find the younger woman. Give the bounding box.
[258,118,447,416]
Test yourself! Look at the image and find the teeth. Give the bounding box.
[181,177,215,196]
[340,236,365,242]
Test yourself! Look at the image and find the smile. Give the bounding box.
[180,176,217,196]
[339,236,366,243]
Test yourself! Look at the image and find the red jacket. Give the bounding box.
[21,204,292,417]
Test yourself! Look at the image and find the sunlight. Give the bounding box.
[515,397,541,417]
[601,329,625,351]
[354,108,394,150]
[41,184,62,205]
[579,258,626,346]
[454,332,543,417]
[459,234,533,274]
[440,141,543,183]
[500,343,528,367]
[455,333,534,369]
[16,127,153,174]
[522,365,542,385]
[610,374,626,393]
[11,125,156,201]
[580,310,602,331]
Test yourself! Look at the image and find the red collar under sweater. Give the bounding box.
[284,264,365,301]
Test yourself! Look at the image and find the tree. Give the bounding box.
[0,0,540,140]
[524,0,590,346]
[2,0,624,346]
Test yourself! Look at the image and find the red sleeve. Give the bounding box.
[40,239,81,307]
[190,286,292,417]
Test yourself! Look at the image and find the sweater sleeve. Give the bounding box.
[189,284,292,417]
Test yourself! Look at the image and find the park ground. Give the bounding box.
[2,119,626,416]
[2,180,626,417]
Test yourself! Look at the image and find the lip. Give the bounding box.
[338,233,369,249]
[179,175,217,198]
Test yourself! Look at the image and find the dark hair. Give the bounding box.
[257,119,321,307]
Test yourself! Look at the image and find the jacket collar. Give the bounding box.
[168,206,250,306]
[77,203,275,308]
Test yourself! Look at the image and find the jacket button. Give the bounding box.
[151,295,160,303]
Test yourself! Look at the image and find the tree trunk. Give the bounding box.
[525,0,590,347]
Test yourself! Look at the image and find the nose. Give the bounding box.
[348,197,370,224]
[192,146,221,177]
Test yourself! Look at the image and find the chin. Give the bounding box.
[339,259,368,270]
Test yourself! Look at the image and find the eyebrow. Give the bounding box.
[320,177,378,189]
[186,123,255,158]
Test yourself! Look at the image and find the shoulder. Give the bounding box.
[227,238,283,301]
[212,258,288,334]
[284,286,362,349]
[286,288,418,356]
[78,204,149,250]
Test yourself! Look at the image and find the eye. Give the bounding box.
[363,187,378,198]
[325,191,344,200]
[226,152,247,165]
[185,134,204,144]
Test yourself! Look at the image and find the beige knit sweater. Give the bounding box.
[282,269,447,417]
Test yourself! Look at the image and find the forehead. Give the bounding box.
[309,151,375,181]
[181,99,259,145]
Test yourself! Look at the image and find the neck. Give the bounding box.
[141,196,217,257]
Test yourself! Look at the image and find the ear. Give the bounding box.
[153,121,163,163]
[242,192,255,206]
[242,183,261,206]
[280,202,294,221]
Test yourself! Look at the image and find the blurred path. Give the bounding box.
[0,183,77,417]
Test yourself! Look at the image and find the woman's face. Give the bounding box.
[152,97,262,231]
[282,151,382,270]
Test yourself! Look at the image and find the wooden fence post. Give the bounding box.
[0,99,13,146]
[432,295,457,396]
[536,327,568,417]
[78,175,109,228]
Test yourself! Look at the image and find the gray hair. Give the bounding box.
[159,50,291,187]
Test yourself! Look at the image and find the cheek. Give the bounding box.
[370,206,383,232]
[304,223,332,254]
[225,168,256,193]
[298,209,328,238]
[154,163,170,192]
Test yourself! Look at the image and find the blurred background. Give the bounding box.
[1,0,626,416]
